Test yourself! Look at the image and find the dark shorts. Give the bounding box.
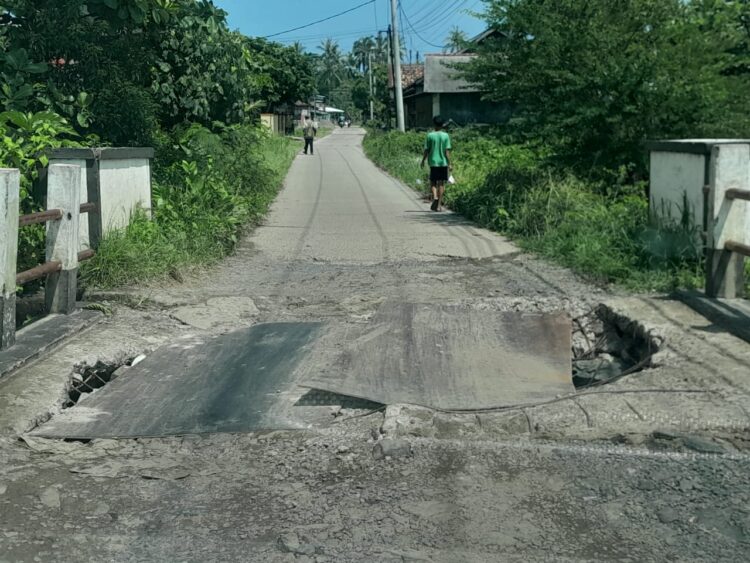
[430,166,449,183]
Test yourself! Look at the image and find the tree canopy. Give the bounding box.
[464,0,750,171]
[0,0,315,143]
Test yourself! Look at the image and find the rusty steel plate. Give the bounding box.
[302,303,572,410]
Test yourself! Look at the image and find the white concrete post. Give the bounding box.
[45,164,81,314]
[706,144,749,298]
[0,169,20,349]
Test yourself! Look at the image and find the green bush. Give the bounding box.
[0,110,84,277]
[364,129,704,291]
[81,125,299,288]
[89,79,157,147]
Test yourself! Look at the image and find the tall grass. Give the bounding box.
[81,127,299,288]
[364,130,704,292]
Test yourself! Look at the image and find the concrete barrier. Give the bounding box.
[648,139,749,298]
[45,147,154,248]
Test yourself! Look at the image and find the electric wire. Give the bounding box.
[410,0,471,35]
[275,28,380,43]
[405,0,463,31]
[399,2,448,50]
[398,0,411,60]
[404,0,454,23]
[264,0,376,38]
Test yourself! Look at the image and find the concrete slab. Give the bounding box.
[677,290,750,344]
[0,309,103,379]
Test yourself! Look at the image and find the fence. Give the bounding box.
[648,140,749,298]
[1,165,96,350]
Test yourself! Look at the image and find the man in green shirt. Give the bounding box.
[420,115,452,211]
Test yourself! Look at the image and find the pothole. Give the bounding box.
[295,388,383,410]
[572,305,658,389]
[63,356,141,409]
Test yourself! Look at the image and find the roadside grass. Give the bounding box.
[364,130,704,292]
[81,128,299,288]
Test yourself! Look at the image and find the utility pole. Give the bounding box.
[368,50,374,122]
[389,0,405,132]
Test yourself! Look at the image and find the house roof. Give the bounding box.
[389,63,425,89]
[401,64,425,89]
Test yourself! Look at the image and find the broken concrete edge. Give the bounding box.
[0,308,104,381]
[379,403,749,454]
[594,302,664,360]
[82,289,175,309]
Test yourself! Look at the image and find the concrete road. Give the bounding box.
[1,128,749,561]
[254,128,515,263]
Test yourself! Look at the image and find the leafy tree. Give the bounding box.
[465,0,748,171]
[149,4,255,127]
[244,38,315,110]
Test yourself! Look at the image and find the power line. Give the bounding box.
[409,0,470,35]
[405,0,453,24]
[399,2,447,50]
[275,28,378,43]
[264,0,376,39]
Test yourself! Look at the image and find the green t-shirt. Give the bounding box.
[424,130,452,167]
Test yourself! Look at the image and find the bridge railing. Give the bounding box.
[705,144,750,298]
[1,165,95,350]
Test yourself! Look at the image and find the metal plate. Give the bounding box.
[303,303,572,410]
[32,322,321,439]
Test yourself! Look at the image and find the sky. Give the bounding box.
[214,0,488,62]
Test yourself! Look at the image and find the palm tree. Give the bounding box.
[352,36,375,73]
[373,34,389,65]
[445,27,469,54]
[345,53,360,78]
[317,38,345,97]
[291,41,305,56]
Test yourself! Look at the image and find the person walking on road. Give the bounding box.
[420,115,452,211]
[303,119,317,155]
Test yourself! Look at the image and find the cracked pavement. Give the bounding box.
[1,128,749,561]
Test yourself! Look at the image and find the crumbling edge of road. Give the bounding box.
[379,295,750,454]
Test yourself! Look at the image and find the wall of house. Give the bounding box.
[261,113,293,135]
[438,93,511,126]
[406,95,434,129]
[406,93,510,129]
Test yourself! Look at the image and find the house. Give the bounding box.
[293,99,344,128]
[401,29,510,129]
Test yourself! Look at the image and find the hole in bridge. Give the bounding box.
[571,306,658,390]
[295,388,383,410]
[63,356,138,409]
